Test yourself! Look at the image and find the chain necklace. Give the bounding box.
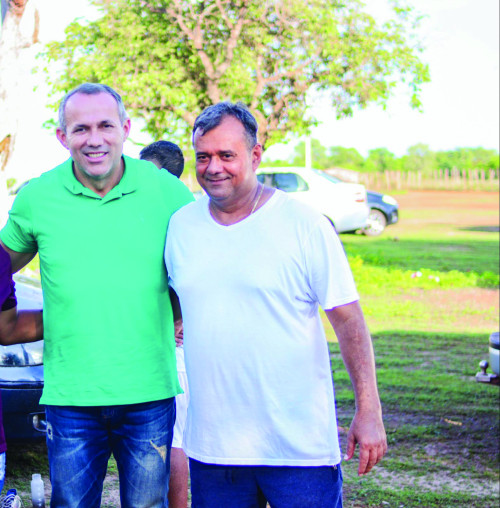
[209,183,265,225]
[250,183,264,215]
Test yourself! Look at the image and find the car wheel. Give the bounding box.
[362,208,387,236]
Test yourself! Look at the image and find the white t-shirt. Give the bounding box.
[165,191,359,466]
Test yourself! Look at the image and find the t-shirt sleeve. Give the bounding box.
[303,215,359,310]
[0,185,37,253]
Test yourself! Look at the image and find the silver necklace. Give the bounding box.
[250,183,264,215]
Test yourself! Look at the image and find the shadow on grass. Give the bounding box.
[330,330,499,507]
[342,237,499,275]
[459,225,500,233]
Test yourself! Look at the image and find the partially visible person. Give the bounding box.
[165,102,387,507]
[0,83,193,507]
[0,245,43,496]
[140,141,190,508]
[0,245,43,346]
[140,141,184,178]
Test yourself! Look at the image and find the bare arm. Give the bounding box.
[0,240,36,273]
[325,301,387,475]
[0,241,42,344]
[0,308,43,345]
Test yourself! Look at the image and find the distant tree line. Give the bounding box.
[264,140,500,174]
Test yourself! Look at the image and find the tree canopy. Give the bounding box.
[45,0,430,148]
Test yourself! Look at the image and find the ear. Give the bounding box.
[122,118,131,141]
[56,128,69,149]
[251,143,263,171]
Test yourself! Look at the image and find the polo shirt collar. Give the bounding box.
[61,155,138,201]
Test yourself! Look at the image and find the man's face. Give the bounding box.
[56,92,130,190]
[194,116,262,204]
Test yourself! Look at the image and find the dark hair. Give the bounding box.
[192,102,258,149]
[58,83,128,133]
[139,141,184,178]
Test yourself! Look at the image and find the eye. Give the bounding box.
[196,155,209,163]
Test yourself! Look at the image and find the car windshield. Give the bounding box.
[312,169,342,184]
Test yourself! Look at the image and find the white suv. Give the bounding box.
[257,167,369,233]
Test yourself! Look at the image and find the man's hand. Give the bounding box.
[344,409,387,476]
[174,318,184,347]
[325,301,387,475]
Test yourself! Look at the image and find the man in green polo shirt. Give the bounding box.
[0,83,193,507]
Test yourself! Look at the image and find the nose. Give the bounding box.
[205,156,223,174]
[86,128,104,147]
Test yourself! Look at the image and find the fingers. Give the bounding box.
[357,439,387,476]
[343,431,356,461]
[344,411,388,475]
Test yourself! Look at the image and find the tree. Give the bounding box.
[291,139,330,168]
[44,0,429,149]
[0,0,41,204]
[400,143,435,173]
[364,147,399,172]
[435,147,500,172]
[0,0,39,174]
[327,146,365,170]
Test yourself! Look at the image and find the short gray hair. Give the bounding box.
[58,83,128,133]
[193,102,258,150]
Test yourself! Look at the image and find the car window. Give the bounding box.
[273,173,309,192]
[313,169,341,184]
[257,174,273,186]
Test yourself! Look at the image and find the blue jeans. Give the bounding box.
[45,398,175,508]
[189,459,343,508]
[0,452,5,495]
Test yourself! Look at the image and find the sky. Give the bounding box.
[267,0,500,160]
[2,0,499,182]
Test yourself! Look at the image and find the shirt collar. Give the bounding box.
[61,155,138,201]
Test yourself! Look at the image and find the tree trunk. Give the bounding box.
[0,0,39,200]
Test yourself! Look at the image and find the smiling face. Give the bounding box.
[56,92,131,195]
[194,116,262,207]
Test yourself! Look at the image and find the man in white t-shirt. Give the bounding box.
[164,102,387,507]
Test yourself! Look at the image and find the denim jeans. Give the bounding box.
[0,452,5,495]
[45,398,175,508]
[189,459,343,508]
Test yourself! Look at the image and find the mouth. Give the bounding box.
[85,152,107,160]
[206,177,229,184]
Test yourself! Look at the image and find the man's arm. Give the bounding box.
[0,308,43,345]
[325,301,387,476]
[0,240,36,273]
[0,242,43,345]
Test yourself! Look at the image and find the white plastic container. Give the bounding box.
[489,332,499,375]
[31,473,45,508]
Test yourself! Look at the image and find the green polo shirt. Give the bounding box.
[0,156,194,406]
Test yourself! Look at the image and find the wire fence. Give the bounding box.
[333,168,499,192]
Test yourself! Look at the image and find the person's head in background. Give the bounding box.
[139,141,184,178]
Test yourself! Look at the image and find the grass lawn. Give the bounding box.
[322,190,499,507]
[3,190,499,507]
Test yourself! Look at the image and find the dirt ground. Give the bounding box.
[103,190,500,507]
[393,190,499,216]
[392,190,499,228]
[8,190,499,507]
